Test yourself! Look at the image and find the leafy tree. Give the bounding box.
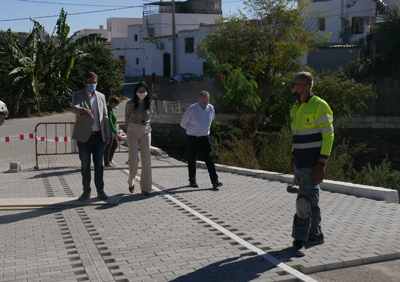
[0,8,106,116]
[197,0,330,134]
[71,43,126,99]
[372,4,400,75]
[270,71,377,127]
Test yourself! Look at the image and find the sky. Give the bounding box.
[1,0,246,34]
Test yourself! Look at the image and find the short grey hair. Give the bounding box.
[198,90,210,99]
[292,71,313,89]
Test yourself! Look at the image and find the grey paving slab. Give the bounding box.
[150,166,400,274]
[1,108,400,281]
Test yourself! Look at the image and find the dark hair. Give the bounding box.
[83,71,98,81]
[133,82,151,110]
[109,97,120,104]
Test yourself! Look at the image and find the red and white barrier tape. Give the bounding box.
[1,133,35,142]
[1,133,126,143]
[36,136,71,142]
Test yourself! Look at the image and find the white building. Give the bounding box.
[75,25,109,41]
[306,0,397,44]
[136,23,215,82]
[106,18,143,66]
[121,0,222,80]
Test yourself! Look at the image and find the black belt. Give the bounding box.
[91,131,101,135]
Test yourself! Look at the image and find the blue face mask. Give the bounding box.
[114,106,118,109]
[87,83,97,92]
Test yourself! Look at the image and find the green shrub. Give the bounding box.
[339,59,370,83]
[354,157,400,193]
[256,128,293,174]
[214,135,260,169]
[213,126,400,197]
[325,141,369,182]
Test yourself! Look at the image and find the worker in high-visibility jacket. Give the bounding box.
[289,71,334,257]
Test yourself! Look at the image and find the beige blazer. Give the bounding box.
[71,88,110,143]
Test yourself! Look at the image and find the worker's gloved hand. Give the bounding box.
[313,162,325,182]
[290,157,294,173]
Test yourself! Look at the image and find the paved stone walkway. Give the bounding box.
[1,107,400,282]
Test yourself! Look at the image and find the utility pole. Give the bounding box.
[172,0,177,76]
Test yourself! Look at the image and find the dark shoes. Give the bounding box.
[293,240,306,257]
[142,191,150,196]
[97,190,108,200]
[306,233,324,245]
[293,234,324,257]
[78,192,91,201]
[189,181,199,188]
[212,181,223,189]
[78,191,108,201]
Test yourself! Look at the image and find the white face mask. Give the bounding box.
[114,106,118,109]
[136,92,147,100]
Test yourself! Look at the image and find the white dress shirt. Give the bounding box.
[180,103,215,136]
[86,89,100,131]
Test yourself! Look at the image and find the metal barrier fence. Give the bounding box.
[34,122,128,168]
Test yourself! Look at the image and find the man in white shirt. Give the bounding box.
[180,91,223,189]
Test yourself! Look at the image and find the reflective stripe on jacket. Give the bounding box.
[290,94,334,168]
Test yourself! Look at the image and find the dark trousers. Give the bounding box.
[104,132,118,165]
[292,166,322,242]
[77,132,105,193]
[187,134,218,183]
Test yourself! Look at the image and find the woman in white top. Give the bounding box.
[125,82,152,195]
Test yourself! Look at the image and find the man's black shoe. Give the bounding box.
[189,181,199,188]
[212,181,223,189]
[78,192,91,202]
[97,191,108,200]
[293,240,306,257]
[306,233,324,245]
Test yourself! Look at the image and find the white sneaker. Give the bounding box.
[111,161,118,166]
[105,163,114,168]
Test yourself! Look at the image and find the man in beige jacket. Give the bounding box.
[71,72,110,201]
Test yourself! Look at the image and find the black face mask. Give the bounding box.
[292,92,300,99]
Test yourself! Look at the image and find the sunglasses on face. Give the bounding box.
[291,83,307,88]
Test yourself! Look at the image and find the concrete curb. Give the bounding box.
[150,146,168,156]
[196,161,399,204]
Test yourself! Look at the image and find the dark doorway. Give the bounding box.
[163,53,171,77]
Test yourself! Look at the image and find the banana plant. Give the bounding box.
[0,8,106,116]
